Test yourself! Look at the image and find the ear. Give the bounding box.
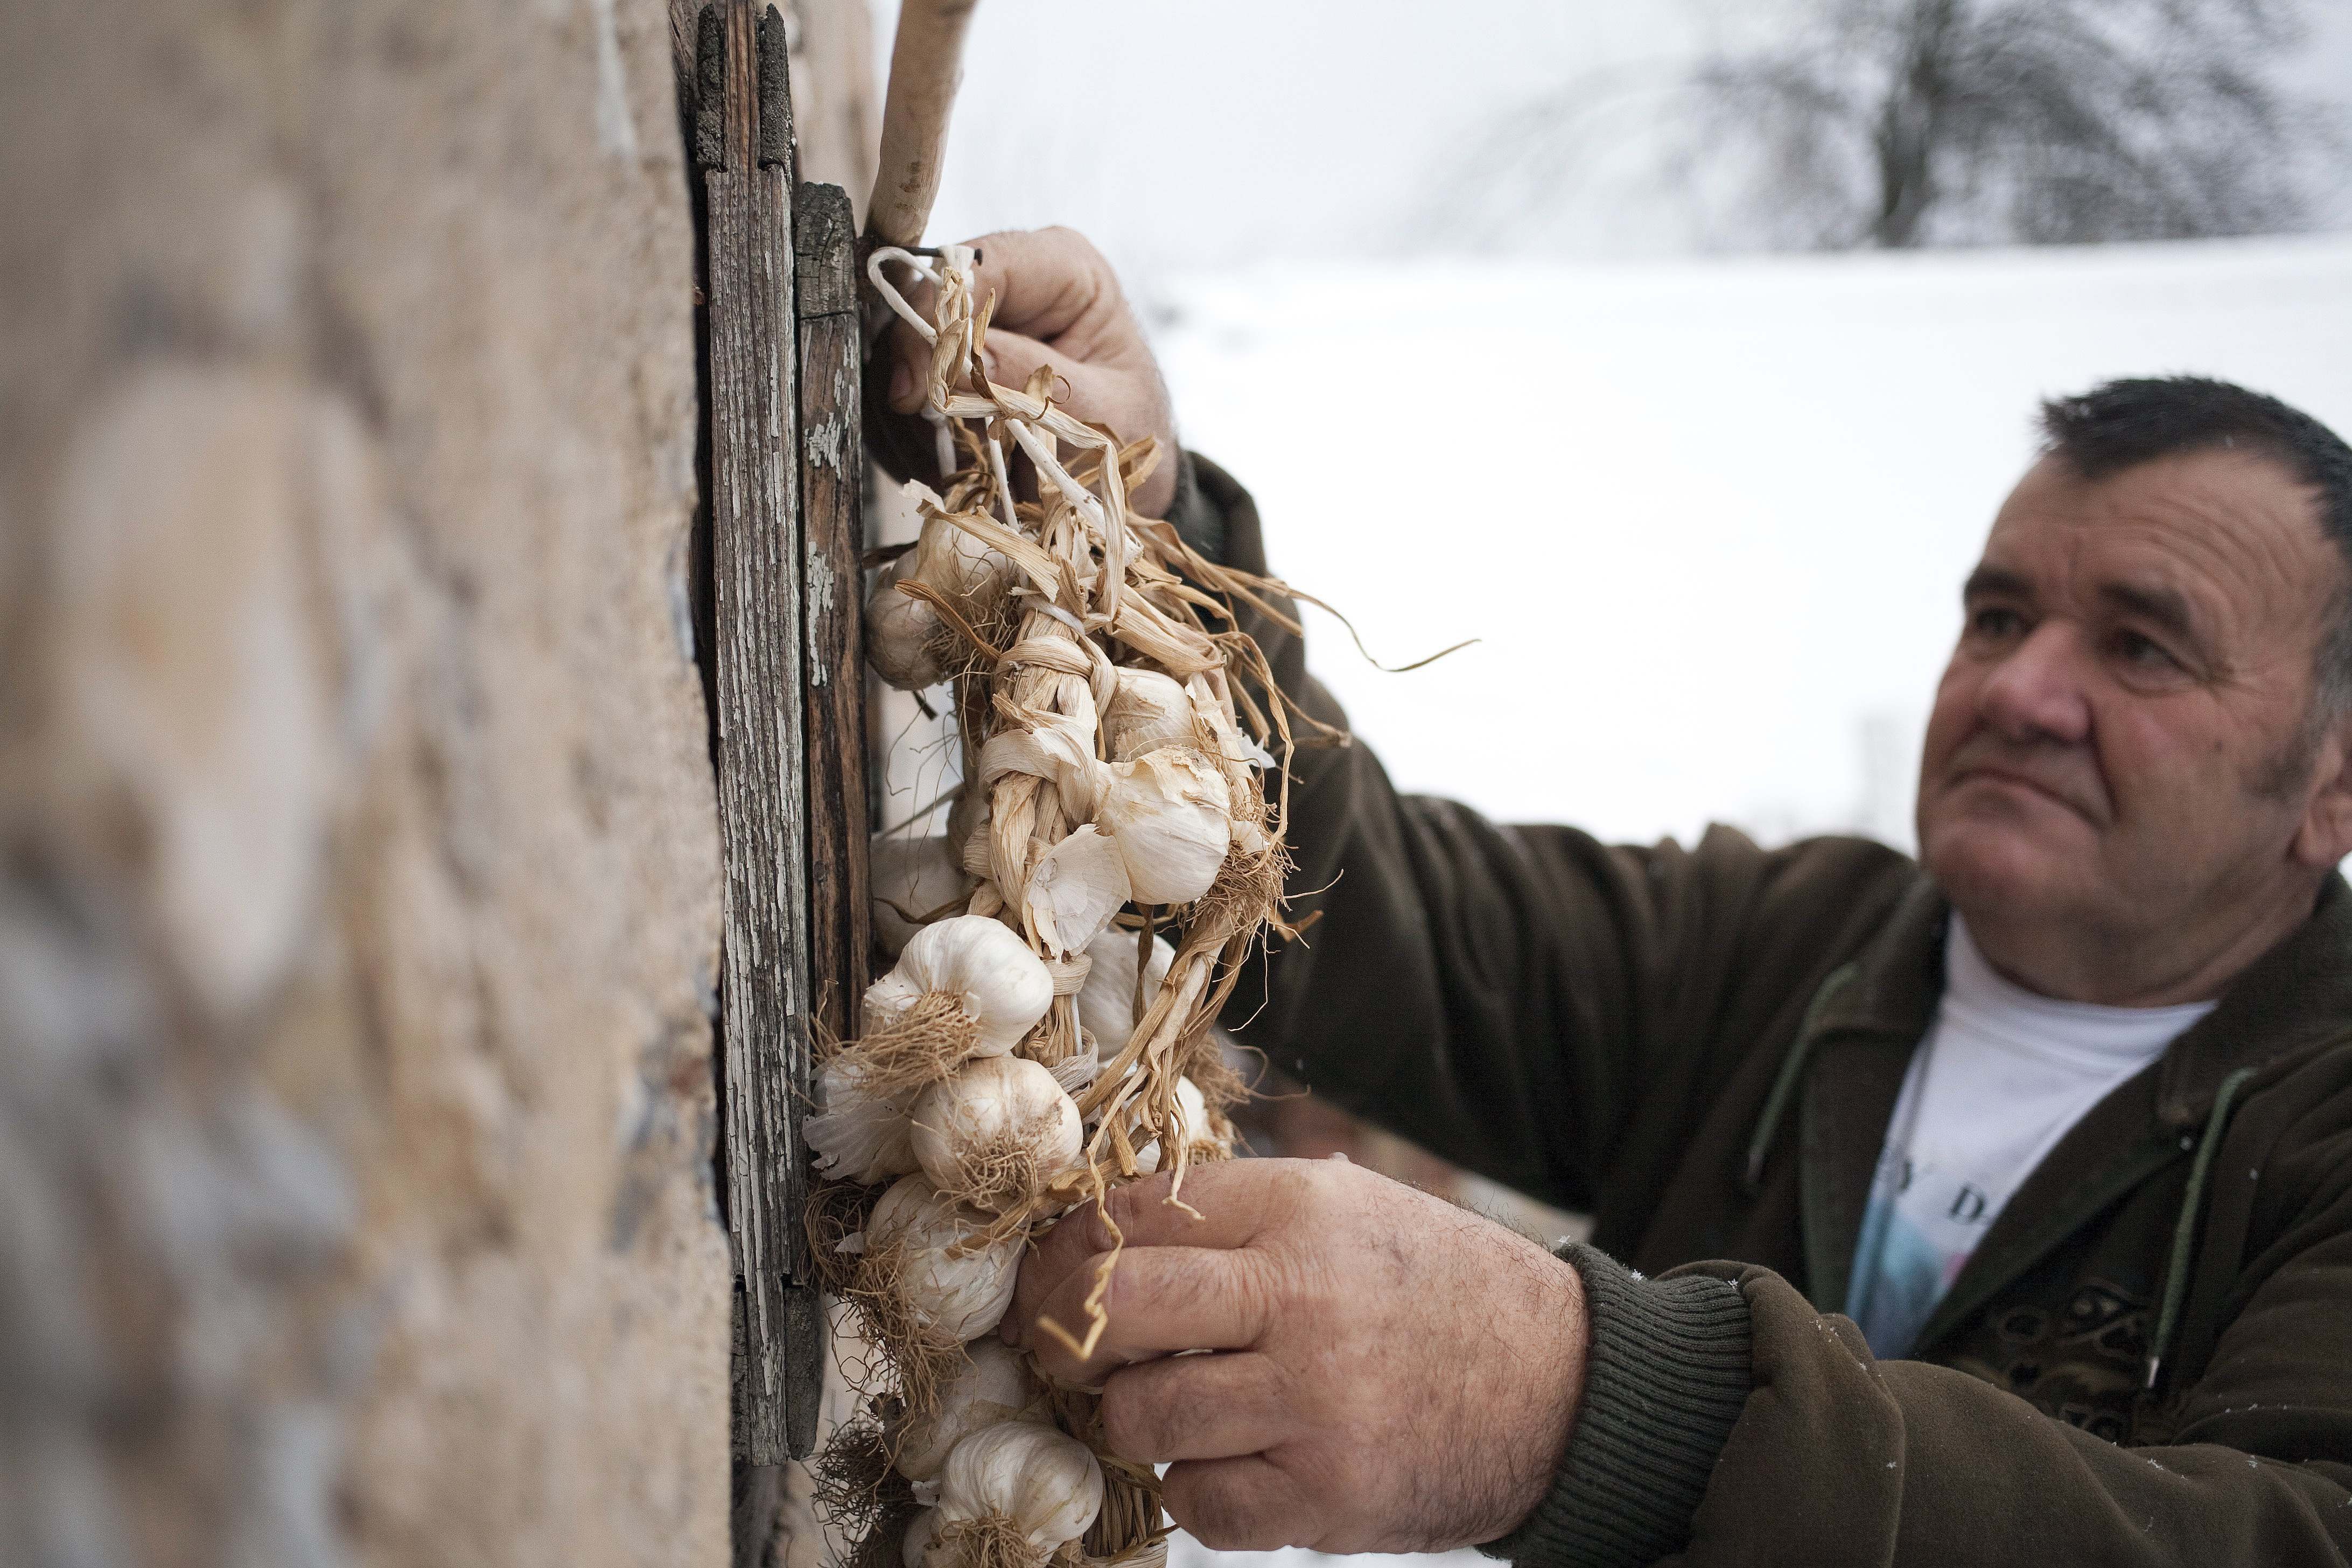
[2292,715,2352,867]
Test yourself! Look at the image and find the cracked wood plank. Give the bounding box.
[699,0,819,1467]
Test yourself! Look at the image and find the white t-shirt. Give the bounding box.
[1842,919,2215,1359]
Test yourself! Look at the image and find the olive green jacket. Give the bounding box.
[1177,454,2352,1567]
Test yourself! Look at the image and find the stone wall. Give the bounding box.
[0,1,871,1563]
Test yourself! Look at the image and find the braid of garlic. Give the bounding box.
[813,244,1292,1568]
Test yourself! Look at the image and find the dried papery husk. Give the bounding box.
[1101,668,1199,762]
[870,503,1018,690]
[934,1424,1105,1568]
[857,916,1055,1096]
[1095,749,1231,906]
[1184,673,1278,802]
[807,1054,922,1186]
[873,832,975,957]
[978,716,1104,826]
[910,1055,1083,1213]
[1022,825,1130,957]
[948,787,992,878]
[891,1339,1050,1483]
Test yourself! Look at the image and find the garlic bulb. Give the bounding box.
[866,916,1055,1059]
[867,508,1014,690]
[805,1056,920,1186]
[902,1508,941,1568]
[868,1175,1025,1341]
[1023,824,1130,956]
[871,834,972,957]
[1075,929,1175,1053]
[937,1423,1104,1555]
[910,1055,1082,1212]
[892,1339,1047,1482]
[1102,667,1197,761]
[1096,748,1232,905]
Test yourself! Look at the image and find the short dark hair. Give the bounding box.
[2038,375,2352,711]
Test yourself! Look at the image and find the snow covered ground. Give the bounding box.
[1155,235,2352,854]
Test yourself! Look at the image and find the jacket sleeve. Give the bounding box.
[1637,1232,2352,1568]
[1185,453,1909,1215]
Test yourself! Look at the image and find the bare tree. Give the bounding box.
[1432,0,2335,253]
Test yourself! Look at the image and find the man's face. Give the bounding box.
[1916,449,2346,964]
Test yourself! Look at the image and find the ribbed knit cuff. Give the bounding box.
[1481,1244,1754,1568]
[1163,449,1226,564]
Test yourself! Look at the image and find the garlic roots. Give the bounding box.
[862,915,1055,1086]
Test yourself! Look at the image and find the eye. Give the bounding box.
[2113,629,2179,670]
[1968,606,2025,640]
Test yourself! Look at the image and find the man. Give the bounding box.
[889,228,2352,1566]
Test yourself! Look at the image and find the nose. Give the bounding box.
[1977,622,2092,746]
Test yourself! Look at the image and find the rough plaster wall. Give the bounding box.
[0,0,808,1560]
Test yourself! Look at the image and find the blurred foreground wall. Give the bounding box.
[0,1,871,1563]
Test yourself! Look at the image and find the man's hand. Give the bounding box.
[1006,1158,1587,1554]
[884,227,1180,516]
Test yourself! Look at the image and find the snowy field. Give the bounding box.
[1155,235,2352,855]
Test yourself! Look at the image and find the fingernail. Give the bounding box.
[888,360,912,408]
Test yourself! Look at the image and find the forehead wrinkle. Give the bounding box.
[1990,454,2339,659]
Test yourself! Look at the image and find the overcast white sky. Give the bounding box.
[886,0,2352,286]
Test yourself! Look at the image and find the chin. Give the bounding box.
[1920,814,2080,924]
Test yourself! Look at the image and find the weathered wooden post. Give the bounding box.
[797,181,870,1104]
[697,0,867,1482]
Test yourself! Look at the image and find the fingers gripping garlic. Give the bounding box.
[1096,748,1233,905]
[867,1175,1025,1341]
[866,916,1055,1059]
[891,1339,1048,1483]
[805,1056,921,1186]
[936,1423,1104,1559]
[867,509,1016,690]
[909,1055,1082,1212]
[871,834,974,957]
